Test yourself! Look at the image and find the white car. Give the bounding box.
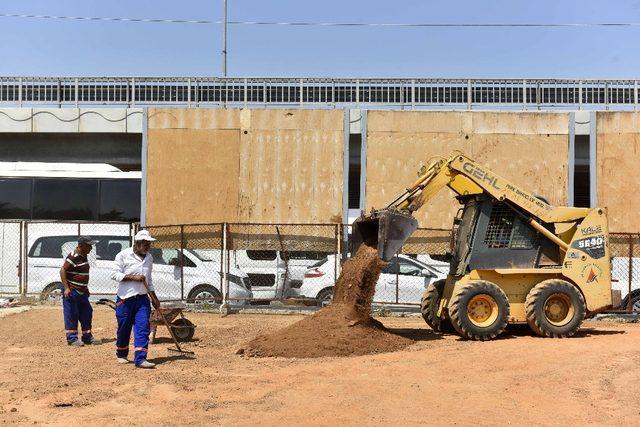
[611,256,640,311]
[299,254,448,305]
[198,249,331,301]
[26,235,252,306]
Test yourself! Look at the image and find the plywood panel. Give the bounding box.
[597,112,640,233]
[146,108,344,225]
[238,109,343,223]
[146,128,241,225]
[148,108,242,130]
[367,111,569,229]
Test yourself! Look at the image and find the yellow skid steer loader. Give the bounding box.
[353,153,612,340]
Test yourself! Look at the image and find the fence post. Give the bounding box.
[180,225,185,301]
[222,223,229,308]
[23,221,29,296]
[18,221,24,297]
[627,236,635,311]
[335,224,340,283]
[395,250,400,304]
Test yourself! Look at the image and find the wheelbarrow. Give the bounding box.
[97,298,196,343]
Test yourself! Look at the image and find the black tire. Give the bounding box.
[525,279,586,338]
[449,280,510,341]
[171,318,195,342]
[41,282,64,303]
[620,290,640,312]
[316,288,334,307]
[420,279,454,332]
[187,285,222,304]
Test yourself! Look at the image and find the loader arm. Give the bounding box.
[353,152,591,260]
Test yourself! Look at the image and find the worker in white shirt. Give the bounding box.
[111,230,157,369]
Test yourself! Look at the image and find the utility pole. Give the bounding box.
[222,0,228,76]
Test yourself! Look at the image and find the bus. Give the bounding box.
[0,162,141,222]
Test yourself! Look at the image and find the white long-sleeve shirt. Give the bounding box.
[111,247,154,299]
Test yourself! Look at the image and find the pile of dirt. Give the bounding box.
[242,244,414,358]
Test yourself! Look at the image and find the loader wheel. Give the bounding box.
[525,279,585,338]
[420,280,453,333]
[449,280,509,341]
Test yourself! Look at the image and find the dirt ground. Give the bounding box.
[1,306,639,426]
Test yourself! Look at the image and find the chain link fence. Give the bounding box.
[609,233,640,311]
[1,220,639,313]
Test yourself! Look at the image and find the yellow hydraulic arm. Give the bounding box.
[383,153,594,250]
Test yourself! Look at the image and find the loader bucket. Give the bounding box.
[352,209,419,261]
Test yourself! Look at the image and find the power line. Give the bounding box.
[1,13,640,28]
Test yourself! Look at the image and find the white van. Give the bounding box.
[228,249,332,301]
[26,234,252,305]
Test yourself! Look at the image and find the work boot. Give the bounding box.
[116,357,130,364]
[136,360,156,369]
[83,336,98,345]
[68,340,84,347]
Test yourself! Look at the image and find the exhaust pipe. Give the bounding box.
[352,209,419,261]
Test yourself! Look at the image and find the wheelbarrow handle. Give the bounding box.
[141,278,184,352]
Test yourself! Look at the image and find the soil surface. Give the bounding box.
[243,245,412,358]
[1,307,639,425]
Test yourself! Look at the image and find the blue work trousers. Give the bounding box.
[115,294,151,366]
[63,289,93,344]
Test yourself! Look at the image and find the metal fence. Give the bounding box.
[1,77,639,110]
[1,220,638,312]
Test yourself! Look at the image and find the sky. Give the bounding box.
[1,0,640,77]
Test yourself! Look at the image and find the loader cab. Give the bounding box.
[449,196,560,276]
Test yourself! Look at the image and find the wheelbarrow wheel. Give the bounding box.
[171,318,195,342]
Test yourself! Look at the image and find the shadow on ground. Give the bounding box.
[152,336,201,344]
[387,328,443,342]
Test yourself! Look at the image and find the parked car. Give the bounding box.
[611,256,640,312]
[225,249,331,301]
[26,235,252,306]
[298,254,448,305]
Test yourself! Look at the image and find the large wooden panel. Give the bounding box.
[597,112,640,233]
[367,111,569,229]
[238,109,344,223]
[146,108,343,225]
[148,108,242,130]
[146,128,241,225]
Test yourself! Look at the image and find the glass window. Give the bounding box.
[398,259,423,276]
[93,237,130,261]
[246,250,277,261]
[382,258,399,275]
[248,273,275,287]
[29,236,78,258]
[287,251,331,260]
[150,248,195,267]
[0,179,32,219]
[99,180,141,222]
[33,179,99,220]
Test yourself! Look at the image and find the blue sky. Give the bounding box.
[1,0,639,77]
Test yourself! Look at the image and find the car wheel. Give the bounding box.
[41,282,64,303]
[316,288,334,307]
[631,295,640,313]
[187,285,222,305]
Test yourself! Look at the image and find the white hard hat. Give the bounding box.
[134,230,157,242]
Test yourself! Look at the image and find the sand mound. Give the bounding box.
[242,245,414,358]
